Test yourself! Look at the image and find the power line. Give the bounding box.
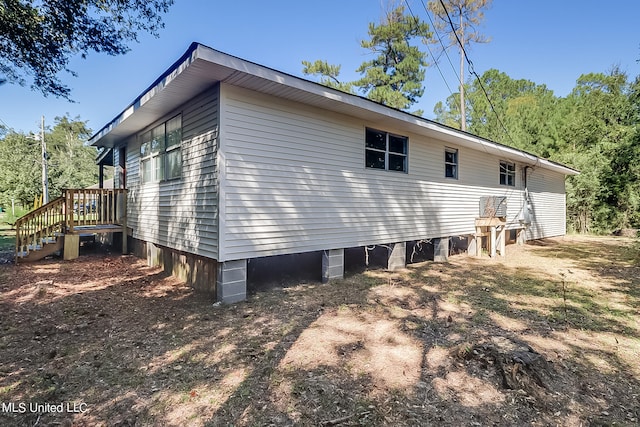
[0,117,15,132]
[435,0,541,209]
[436,0,516,146]
[437,0,476,74]
[405,0,490,157]
[419,0,461,86]
[418,0,465,119]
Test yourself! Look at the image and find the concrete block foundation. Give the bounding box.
[434,238,449,262]
[467,235,477,257]
[387,242,407,270]
[217,259,247,304]
[322,249,344,283]
[126,234,488,303]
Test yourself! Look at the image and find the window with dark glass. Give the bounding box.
[500,161,516,186]
[140,114,182,183]
[445,148,458,179]
[365,128,407,172]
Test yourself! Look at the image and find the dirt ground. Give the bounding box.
[0,235,639,426]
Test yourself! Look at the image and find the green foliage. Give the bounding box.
[559,69,636,232]
[0,0,173,99]
[303,5,430,113]
[302,60,354,93]
[433,100,461,128]
[46,116,98,196]
[0,131,41,207]
[0,116,99,210]
[354,6,431,111]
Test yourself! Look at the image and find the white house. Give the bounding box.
[90,43,578,303]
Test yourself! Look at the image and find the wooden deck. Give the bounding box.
[15,188,128,262]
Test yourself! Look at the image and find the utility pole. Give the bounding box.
[41,115,49,204]
[459,12,466,132]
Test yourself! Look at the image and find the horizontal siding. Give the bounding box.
[127,85,219,259]
[526,168,567,240]
[219,84,565,260]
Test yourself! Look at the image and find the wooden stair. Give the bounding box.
[15,188,128,263]
[15,197,65,263]
[18,237,64,262]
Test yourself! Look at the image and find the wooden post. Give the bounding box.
[490,226,497,258]
[66,190,74,234]
[111,190,115,224]
[100,191,105,223]
[63,234,79,260]
[475,225,482,257]
[499,226,506,257]
[121,190,127,254]
[15,220,20,264]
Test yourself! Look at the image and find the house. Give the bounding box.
[89,42,578,303]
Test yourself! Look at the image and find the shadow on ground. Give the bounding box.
[0,236,638,426]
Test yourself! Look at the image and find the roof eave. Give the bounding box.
[89,42,202,148]
[89,42,579,176]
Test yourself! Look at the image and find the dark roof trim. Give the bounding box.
[89,42,200,145]
[95,147,113,166]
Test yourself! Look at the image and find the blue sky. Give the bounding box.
[1,0,639,134]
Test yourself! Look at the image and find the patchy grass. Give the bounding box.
[0,235,639,426]
[1,207,29,225]
[0,216,15,252]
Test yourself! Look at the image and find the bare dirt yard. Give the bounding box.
[1,235,639,426]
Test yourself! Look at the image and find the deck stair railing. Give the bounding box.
[15,196,66,257]
[15,188,127,262]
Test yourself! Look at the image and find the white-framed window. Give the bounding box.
[140,114,182,183]
[500,160,516,186]
[365,128,408,173]
[445,147,458,179]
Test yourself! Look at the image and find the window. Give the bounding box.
[365,128,408,172]
[445,148,458,179]
[140,115,182,183]
[500,161,516,186]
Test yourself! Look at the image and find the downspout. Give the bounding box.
[522,166,532,226]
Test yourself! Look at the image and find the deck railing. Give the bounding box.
[15,188,128,259]
[64,188,127,232]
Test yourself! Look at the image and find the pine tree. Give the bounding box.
[302,5,430,113]
[302,60,354,93]
[354,5,431,112]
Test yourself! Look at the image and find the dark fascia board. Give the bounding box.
[89,42,200,147]
[89,42,579,176]
[95,147,113,166]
